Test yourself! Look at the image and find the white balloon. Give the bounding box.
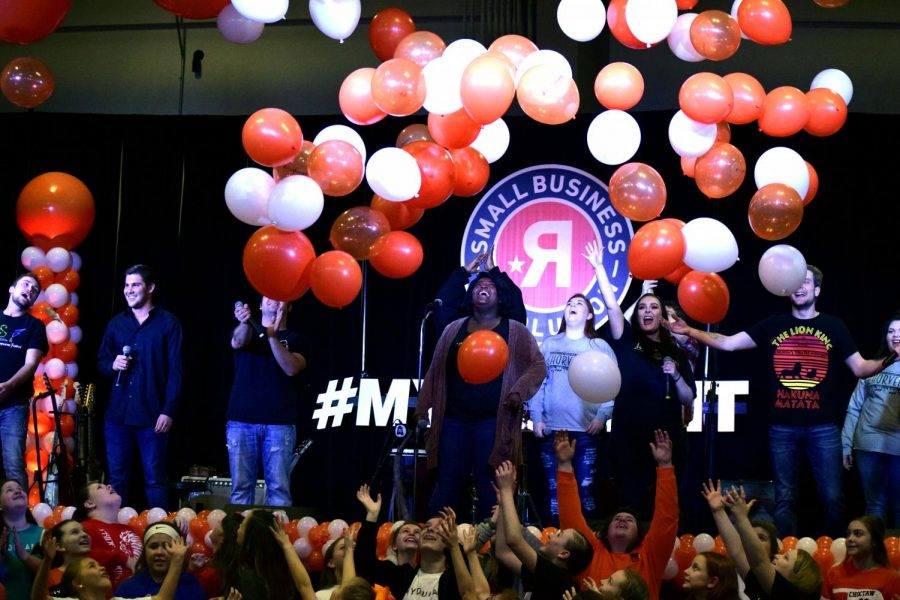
[758,244,807,296]
[294,537,313,558]
[625,0,678,45]
[568,350,622,404]
[730,0,750,40]
[314,125,366,164]
[796,537,818,556]
[810,68,853,105]
[217,3,265,44]
[557,0,606,42]
[365,148,422,202]
[587,110,641,166]
[45,248,72,273]
[225,168,275,226]
[20,246,46,270]
[830,538,846,565]
[668,110,717,158]
[61,506,76,520]
[422,56,465,115]
[754,147,809,200]
[69,292,79,307]
[45,283,70,308]
[231,0,288,24]
[45,357,67,380]
[682,218,739,273]
[207,509,227,530]
[46,320,70,345]
[667,13,705,62]
[267,175,324,231]
[328,519,349,540]
[176,507,197,522]
[663,557,679,580]
[36,290,47,305]
[443,39,487,69]
[68,325,82,344]
[515,49,572,87]
[147,507,168,524]
[66,361,79,378]
[32,503,53,527]
[308,0,361,42]
[70,252,82,271]
[693,533,716,553]
[118,507,138,525]
[470,118,510,164]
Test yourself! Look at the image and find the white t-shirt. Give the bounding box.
[402,569,441,600]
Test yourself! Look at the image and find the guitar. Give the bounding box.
[42,373,74,505]
[73,382,103,488]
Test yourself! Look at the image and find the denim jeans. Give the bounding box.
[105,420,169,510]
[855,449,900,527]
[429,417,497,522]
[768,423,844,537]
[226,421,295,506]
[0,404,27,486]
[540,432,597,525]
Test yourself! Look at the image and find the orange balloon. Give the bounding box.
[457,330,510,384]
[155,0,228,19]
[369,232,424,279]
[540,527,558,544]
[55,268,80,292]
[812,548,834,575]
[677,0,699,7]
[889,543,900,570]
[1,57,55,108]
[17,172,95,252]
[679,72,734,124]
[339,68,387,126]
[427,109,481,149]
[371,58,425,117]
[737,0,792,45]
[307,140,364,197]
[607,0,646,49]
[449,147,490,198]
[748,183,804,240]
[0,0,69,45]
[594,62,644,110]
[516,65,579,125]
[242,108,303,168]
[404,141,456,209]
[376,522,393,559]
[803,161,818,206]
[758,86,810,137]
[694,142,746,198]
[54,341,78,362]
[812,0,850,6]
[461,52,516,125]
[31,267,54,290]
[681,156,697,178]
[715,122,731,143]
[488,34,538,69]
[609,162,667,222]
[310,251,363,309]
[329,207,390,260]
[677,271,730,324]
[803,88,847,137]
[368,8,416,62]
[242,226,315,301]
[724,73,765,125]
[370,195,424,231]
[396,124,432,148]
[690,11,741,61]
[673,543,698,572]
[307,549,325,572]
[627,220,686,280]
[274,141,315,182]
[664,263,692,285]
[393,31,445,67]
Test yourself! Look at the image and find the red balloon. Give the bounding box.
[307,549,325,572]
[461,52,517,124]
[737,0,792,46]
[427,109,481,150]
[274,141,316,182]
[308,524,330,548]
[404,141,456,209]
[369,8,416,62]
[450,147,490,198]
[723,72,765,125]
[690,10,741,61]
[608,162,667,222]
[55,269,80,292]
[130,514,149,538]
[242,226,316,301]
[673,542,697,572]
[758,86,809,137]
[457,330,510,384]
[803,161,818,206]
[627,220,686,280]
[0,0,70,44]
[679,72,734,124]
[678,271,730,324]
[803,88,847,137]
[31,267,54,290]
[782,536,798,550]
[715,121,732,143]
[189,540,212,564]
[1,57,55,108]
[307,140,364,197]
[368,232,424,279]
[370,195,424,231]
[310,251,362,309]
[748,183,803,240]
[812,548,834,575]
[17,172,95,251]
[54,340,78,362]
[330,207,390,259]
[676,0,699,7]
[664,263,692,285]
[681,156,697,178]
[694,142,746,199]
[154,0,229,19]
[339,67,387,126]
[607,0,646,50]
[241,108,303,168]
[30,301,53,324]
[376,522,393,559]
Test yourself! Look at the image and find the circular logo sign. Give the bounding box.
[461,164,634,341]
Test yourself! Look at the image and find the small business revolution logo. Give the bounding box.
[461,164,634,341]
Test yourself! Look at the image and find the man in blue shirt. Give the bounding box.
[97,264,183,510]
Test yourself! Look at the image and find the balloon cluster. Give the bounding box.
[286,516,357,572]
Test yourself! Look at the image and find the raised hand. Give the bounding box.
[649,429,673,467]
[438,507,460,546]
[465,252,487,273]
[581,240,604,269]
[460,524,478,554]
[494,460,517,493]
[663,312,691,335]
[553,430,576,467]
[40,529,58,563]
[723,485,756,520]
[356,484,382,521]
[701,479,726,512]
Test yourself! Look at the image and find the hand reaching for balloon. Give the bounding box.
[581,240,604,269]
[554,430,576,470]
[723,485,755,520]
[664,312,691,335]
[494,460,517,494]
[701,479,727,513]
[641,279,658,295]
[485,245,496,271]
[465,252,487,274]
[649,429,673,467]
[357,484,382,522]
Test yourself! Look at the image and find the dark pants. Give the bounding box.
[429,417,497,521]
[105,420,169,510]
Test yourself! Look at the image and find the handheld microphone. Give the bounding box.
[425,298,443,310]
[234,301,265,338]
[663,356,674,400]
[115,346,132,387]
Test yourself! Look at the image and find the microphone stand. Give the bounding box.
[413,304,436,521]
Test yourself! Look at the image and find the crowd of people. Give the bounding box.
[1,237,899,598]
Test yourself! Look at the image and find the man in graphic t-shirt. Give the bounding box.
[0,273,47,485]
[669,265,899,536]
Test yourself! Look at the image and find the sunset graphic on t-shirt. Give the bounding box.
[772,334,829,390]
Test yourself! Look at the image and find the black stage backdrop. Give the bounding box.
[1,110,897,533]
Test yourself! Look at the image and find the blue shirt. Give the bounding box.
[116,569,207,600]
[97,307,183,426]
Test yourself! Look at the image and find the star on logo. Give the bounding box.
[507,256,525,273]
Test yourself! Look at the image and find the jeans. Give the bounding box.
[855,449,900,527]
[769,423,844,537]
[105,420,169,510]
[0,404,27,486]
[540,432,597,524]
[226,421,295,506]
[429,418,497,522]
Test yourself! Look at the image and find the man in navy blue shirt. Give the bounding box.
[97,264,183,510]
